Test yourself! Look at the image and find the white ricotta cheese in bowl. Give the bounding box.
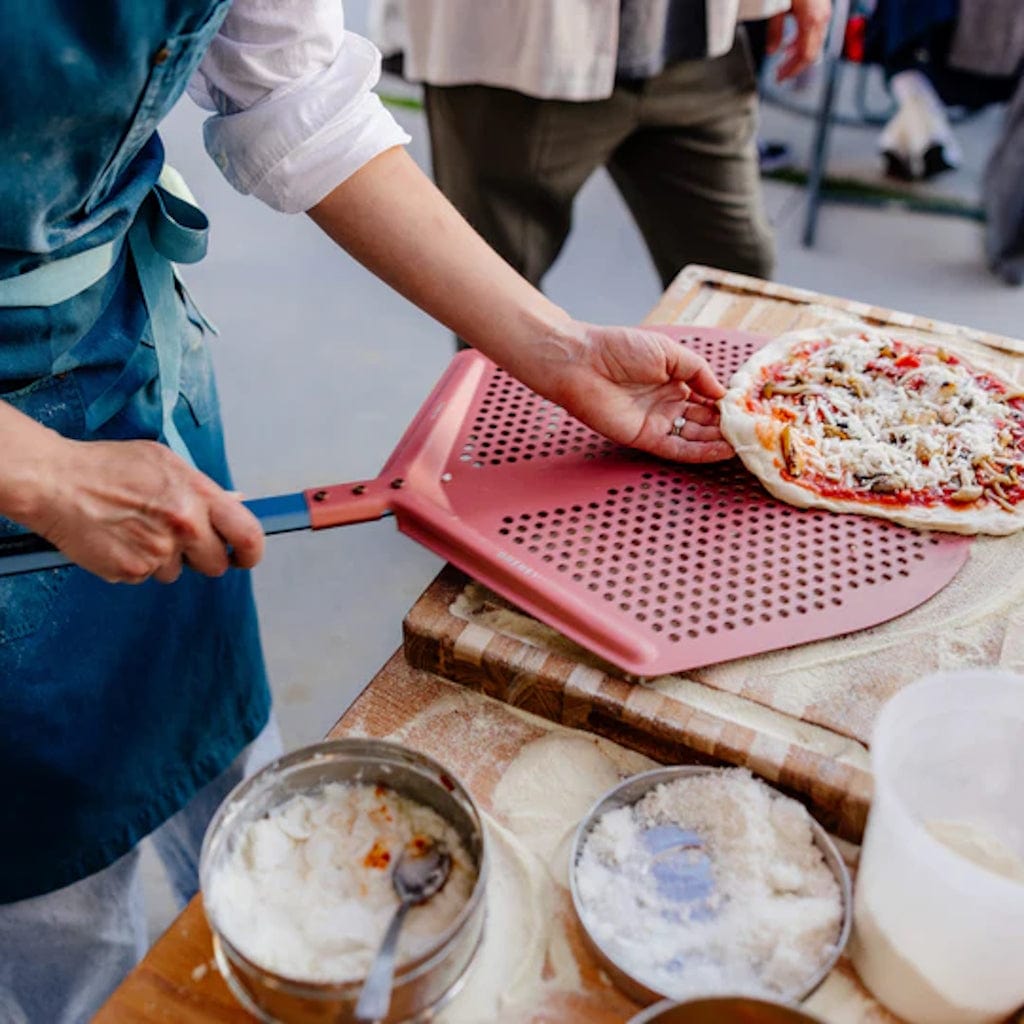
[206,781,476,984]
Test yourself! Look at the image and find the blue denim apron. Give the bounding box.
[0,1,271,901]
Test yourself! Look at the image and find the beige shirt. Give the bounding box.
[371,0,790,101]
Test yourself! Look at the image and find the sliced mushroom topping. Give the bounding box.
[950,485,984,503]
[987,486,1017,513]
[780,424,803,477]
[870,475,906,494]
[987,472,1016,487]
[991,480,1013,501]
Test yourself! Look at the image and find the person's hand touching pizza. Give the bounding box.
[537,322,735,463]
[311,151,735,466]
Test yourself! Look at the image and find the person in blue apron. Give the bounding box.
[0,3,732,1021]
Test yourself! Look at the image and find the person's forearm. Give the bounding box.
[308,147,585,399]
[307,145,733,466]
[0,399,62,528]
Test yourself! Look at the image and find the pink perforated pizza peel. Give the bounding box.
[305,326,971,676]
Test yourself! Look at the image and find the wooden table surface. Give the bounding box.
[96,655,898,1024]
[97,266,1024,1023]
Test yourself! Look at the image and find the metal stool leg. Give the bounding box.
[802,54,845,248]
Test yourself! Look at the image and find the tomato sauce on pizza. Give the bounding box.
[720,327,1024,535]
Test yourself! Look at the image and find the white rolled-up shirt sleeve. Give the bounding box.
[188,0,411,213]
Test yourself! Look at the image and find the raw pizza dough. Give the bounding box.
[719,326,1024,534]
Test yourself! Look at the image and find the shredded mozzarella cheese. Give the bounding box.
[759,334,1023,502]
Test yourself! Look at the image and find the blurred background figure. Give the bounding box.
[372,0,831,309]
[864,0,1024,282]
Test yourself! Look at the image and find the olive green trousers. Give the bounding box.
[424,37,775,294]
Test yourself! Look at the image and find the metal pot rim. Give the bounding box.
[568,765,853,1006]
[199,737,490,997]
[627,996,828,1024]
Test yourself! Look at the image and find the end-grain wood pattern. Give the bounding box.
[405,568,873,841]
[655,265,1024,355]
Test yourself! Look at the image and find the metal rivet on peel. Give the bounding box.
[352,484,366,495]
[390,478,405,489]
[441,473,452,483]
[313,490,328,502]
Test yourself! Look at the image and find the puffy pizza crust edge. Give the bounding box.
[717,326,1024,536]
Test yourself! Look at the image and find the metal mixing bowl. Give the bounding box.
[569,766,852,1006]
[628,997,826,1023]
[199,739,488,1024]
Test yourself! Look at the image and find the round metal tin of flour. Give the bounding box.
[200,739,489,1024]
[569,766,852,1006]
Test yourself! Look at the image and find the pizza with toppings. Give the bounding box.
[719,326,1024,534]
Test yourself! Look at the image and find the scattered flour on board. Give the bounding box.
[803,967,897,1023]
[575,769,843,1000]
[694,528,1024,728]
[438,815,569,1023]
[491,731,653,887]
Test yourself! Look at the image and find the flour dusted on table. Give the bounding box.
[206,783,476,983]
[575,769,843,999]
[491,732,627,886]
[438,815,557,1023]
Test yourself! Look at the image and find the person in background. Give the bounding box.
[866,0,1021,181]
[373,0,831,303]
[865,0,1024,283]
[0,3,734,1022]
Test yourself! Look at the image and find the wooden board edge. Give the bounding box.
[403,572,870,841]
[650,264,1024,355]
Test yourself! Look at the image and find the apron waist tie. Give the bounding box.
[128,169,210,467]
[0,166,210,467]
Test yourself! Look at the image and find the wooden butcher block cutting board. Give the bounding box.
[403,266,1024,842]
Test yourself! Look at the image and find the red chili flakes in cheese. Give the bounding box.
[364,840,391,870]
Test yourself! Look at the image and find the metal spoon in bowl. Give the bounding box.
[354,837,452,1024]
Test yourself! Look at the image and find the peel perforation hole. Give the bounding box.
[482,333,958,653]
[495,456,942,649]
[463,368,618,466]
